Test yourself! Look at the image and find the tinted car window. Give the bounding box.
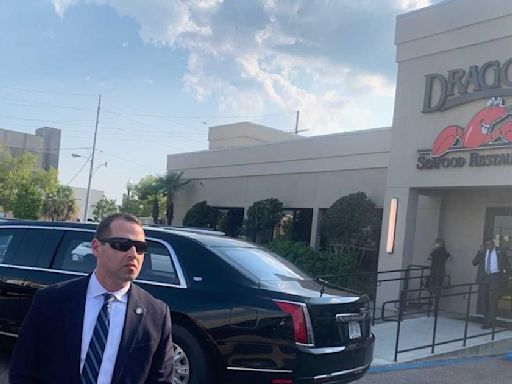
[213,246,311,282]
[19,229,54,266]
[0,233,16,264]
[52,231,96,273]
[138,240,179,284]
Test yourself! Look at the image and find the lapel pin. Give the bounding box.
[135,307,143,315]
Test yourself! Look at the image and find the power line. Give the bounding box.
[66,156,91,185]
[102,108,296,121]
[0,95,96,112]
[0,85,97,97]
[0,113,95,127]
[98,149,157,170]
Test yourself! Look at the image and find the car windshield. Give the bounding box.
[213,246,312,284]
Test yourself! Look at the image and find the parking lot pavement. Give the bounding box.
[358,355,512,384]
[1,338,511,384]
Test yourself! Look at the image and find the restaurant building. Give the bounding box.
[169,0,512,312]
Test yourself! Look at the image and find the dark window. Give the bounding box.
[52,231,96,273]
[17,229,56,266]
[138,241,179,284]
[0,229,25,264]
[1,229,51,266]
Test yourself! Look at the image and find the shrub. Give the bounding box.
[245,198,283,243]
[183,201,217,228]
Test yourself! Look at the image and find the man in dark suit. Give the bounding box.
[472,237,510,329]
[10,213,174,384]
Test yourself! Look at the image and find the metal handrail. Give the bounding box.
[392,282,510,361]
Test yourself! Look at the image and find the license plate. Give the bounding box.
[348,321,361,339]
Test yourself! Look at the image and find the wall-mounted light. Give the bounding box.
[386,198,398,254]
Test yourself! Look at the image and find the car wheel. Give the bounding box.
[173,324,214,384]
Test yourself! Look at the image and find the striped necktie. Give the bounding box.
[81,293,115,384]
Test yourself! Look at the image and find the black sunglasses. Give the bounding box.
[98,237,148,254]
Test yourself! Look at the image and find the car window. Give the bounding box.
[17,229,57,266]
[0,234,15,264]
[52,231,96,273]
[213,246,311,283]
[138,240,179,285]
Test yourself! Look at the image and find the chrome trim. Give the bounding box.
[273,299,315,347]
[0,263,187,289]
[296,345,346,355]
[0,331,18,338]
[313,364,370,380]
[0,225,188,288]
[336,313,365,323]
[226,367,293,374]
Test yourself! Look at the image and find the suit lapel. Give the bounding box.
[64,276,89,384]
[111,284,145,384]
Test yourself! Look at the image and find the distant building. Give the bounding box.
[0,126,61,170]
[70,186,105,222]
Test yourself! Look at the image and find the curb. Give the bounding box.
[369,355,496,373]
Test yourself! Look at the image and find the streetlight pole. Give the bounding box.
[84,94,101,222]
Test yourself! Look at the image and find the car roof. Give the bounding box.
[0,219,255,248]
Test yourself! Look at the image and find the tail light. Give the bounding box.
[274,300,314,346]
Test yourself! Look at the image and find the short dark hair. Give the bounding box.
[95,213,143,239]
[485,237,494,243]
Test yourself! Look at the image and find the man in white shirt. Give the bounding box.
[472,238,510,329]
[10,213,174,384]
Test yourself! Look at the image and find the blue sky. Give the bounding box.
[0,0,435,202]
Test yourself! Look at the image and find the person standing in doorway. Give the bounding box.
[427,238,451,291]
[10,212,174,383]
[472,237,510,329]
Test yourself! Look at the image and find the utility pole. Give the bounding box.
[294,110,300,135]
[293,110,308,135]
[83,94,101,222]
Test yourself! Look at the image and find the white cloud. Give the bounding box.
[52,0,78,17]
[121,41,129,47]
[53,0,440,134]
[394,0,433,11]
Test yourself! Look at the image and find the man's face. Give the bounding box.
[486,240,495,250]
[92,219,145,290]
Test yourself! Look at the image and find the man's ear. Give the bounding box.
[91,238,101,258]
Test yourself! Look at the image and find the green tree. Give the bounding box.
[93,196,119,222]
[42,185,79,221]
[138,175,163,224]
[245,198,283,244]
[13,183,43,219]
[320,192,377,251]
[0,147,38,213]
[119,181,151,217]
[183,201,217,228]
[159,171,190,225]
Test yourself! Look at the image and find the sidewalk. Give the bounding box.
[371,315,512,365]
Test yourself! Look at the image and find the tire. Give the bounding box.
[172,324,214,384]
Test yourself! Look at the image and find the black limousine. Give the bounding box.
[0,221,374,384]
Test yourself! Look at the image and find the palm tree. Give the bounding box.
[159,171,190,225]
[42,185,78,221]
[137,175,163,224]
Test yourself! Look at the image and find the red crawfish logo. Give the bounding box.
[431,97,512,157]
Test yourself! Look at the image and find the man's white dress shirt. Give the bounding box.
[486,248,499,274]
[80,273,130,384]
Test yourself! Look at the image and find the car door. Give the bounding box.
[29,228,96,289]
[0,227,61,335]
